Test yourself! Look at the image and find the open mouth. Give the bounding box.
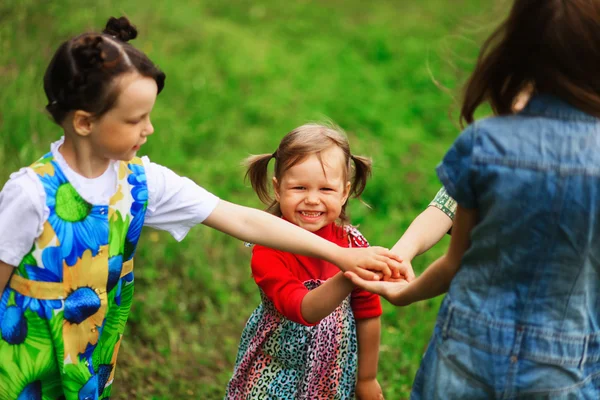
[300,211,324,218]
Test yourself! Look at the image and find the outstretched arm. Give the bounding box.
[390,206,452,262]
[345,205,477,306]
[387,188,455,282]
[203,200,401,280]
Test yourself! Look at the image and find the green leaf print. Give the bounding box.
[62,362,94,399]
[108,211,130,258]
[55,183,93,223]
[0,309,63,399]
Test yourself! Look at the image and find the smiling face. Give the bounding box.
[273,146,351,232]
[88,72,158,161]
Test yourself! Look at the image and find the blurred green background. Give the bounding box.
[0,0,499,398]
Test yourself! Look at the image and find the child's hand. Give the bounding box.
[338,247,403,281]
[355,378,384,400]
[344,271,412,306]
[383,257,415,282]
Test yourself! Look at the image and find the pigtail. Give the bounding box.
[349,154,372,198]
[244,153,276,206]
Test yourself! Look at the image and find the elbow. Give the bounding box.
[298,301,321,326]
[299,308,321,326]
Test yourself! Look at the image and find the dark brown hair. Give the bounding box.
[461,0,600,125]
[245,123,372,226]
[44,16,166,124]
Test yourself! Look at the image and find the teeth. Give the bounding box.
[301,211,322,217]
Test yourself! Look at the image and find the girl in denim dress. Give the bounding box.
[348,0,600,398]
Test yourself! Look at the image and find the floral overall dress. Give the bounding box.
[0,153,147,400]
[226,227,368,400]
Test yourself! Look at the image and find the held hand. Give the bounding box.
[344,271,411,306]
[338,247,403,281]
[355,378,384,400]
[383,257,415,282]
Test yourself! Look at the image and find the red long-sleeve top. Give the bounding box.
[251,222,382,326]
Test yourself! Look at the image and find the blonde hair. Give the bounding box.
[245,123,372,226]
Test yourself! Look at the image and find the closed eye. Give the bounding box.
[127,113,149,124]
[321,187,334,192]
[292,186,306,190]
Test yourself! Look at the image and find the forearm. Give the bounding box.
[300,272,354,324]
[0,262,14,292]
[203,200,343,264]
[401,254,458,304]
[390,206,452,260]
[356,316,381,380]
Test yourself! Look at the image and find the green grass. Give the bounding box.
[0,1,499,398]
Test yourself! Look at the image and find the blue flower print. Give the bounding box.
[38,162,109,266]
[1,292,27,345]
[125,163,148,259]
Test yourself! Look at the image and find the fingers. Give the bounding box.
[352,267,381,281]
[371,246,403,262]
[344,271,385,294]
[374,255,392,278]
[384,259,416,282]
[404,261,416,281]
[370,247,407,279]
[385,277,410,283]
[384,258,404,279]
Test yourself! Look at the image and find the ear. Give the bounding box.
[72,110,94,137]
[342,181,351,205]
[272,177,281,201]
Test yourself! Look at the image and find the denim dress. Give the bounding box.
[412,95,600,399]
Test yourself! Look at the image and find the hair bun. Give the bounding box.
[72,35,105,70]
[103,16,138,42]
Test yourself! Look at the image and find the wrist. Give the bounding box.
[390,242,417,261]
[337,271,355,290]
[357,374,378,382]
[328,245,347,271]
[398,283,419,306]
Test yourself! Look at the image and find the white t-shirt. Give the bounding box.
[0,137,220,266]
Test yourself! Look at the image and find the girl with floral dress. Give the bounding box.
[0,18,402,400]
[226,123,406,400]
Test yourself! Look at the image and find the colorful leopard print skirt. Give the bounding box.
[225,280,357,399]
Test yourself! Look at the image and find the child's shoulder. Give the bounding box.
[342,224,369,248]
[2,166,45,199]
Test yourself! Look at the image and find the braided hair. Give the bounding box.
[44,17,165,124]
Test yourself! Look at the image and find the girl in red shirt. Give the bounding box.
[226,123,399,399]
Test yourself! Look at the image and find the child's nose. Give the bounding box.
[143,120,155,136]
[305,194,320,205]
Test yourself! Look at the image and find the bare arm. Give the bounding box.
[345,206,477,306]
[0,262,14,292]
[390,206,452,261]
[355,317,383,400]
[203,200,399,279]
[300,272,354,324]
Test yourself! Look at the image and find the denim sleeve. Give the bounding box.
[436,124,477,209]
